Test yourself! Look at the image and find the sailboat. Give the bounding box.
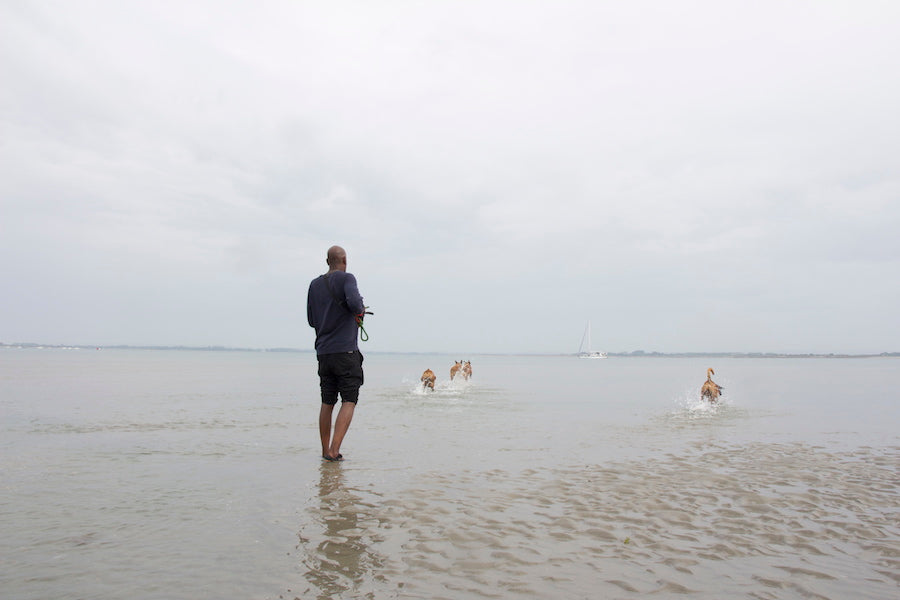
[578,321,608,359]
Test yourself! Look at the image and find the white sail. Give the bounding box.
[578,321,608,359]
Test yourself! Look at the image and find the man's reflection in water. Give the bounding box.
[297,463,384,598]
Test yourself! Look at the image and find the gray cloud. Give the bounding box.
[2,1,899,353]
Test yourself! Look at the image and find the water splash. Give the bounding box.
[403,375,473,398]
[668,385,731,422]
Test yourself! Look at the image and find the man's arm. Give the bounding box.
[342,273,365,316]
[307,281,317,328]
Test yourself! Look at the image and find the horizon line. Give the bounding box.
[2,342,897,358]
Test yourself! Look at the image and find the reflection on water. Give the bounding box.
[297,463,385,599]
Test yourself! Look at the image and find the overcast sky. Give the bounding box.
[2,1,899,354]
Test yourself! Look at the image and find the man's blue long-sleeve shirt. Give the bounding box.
[307,271,365,355]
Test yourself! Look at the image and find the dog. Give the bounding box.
[450,361,462,380]
[700,368,723,402]
[421,369,436,391]
[462,360,472,380]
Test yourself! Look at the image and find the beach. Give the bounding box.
[1,349,897,599]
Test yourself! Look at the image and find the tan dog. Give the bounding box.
[701,368,723,402]
[450,361,462,380]
[462,360,472,380]
[420,369,436,391]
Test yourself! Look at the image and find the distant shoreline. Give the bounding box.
[2,342,897,359]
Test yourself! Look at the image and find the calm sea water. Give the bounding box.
[1,349,898,599]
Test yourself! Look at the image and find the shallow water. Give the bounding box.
[1,349,898,599]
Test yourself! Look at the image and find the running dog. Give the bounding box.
[421,368,436,391]
[450,361,462,380]
[462,360,472,380]
[701,368,723,402]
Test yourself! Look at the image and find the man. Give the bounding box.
[307,245,366,462]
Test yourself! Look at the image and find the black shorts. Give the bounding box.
[317,350,364,405]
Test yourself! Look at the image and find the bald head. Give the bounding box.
[326,245,347,271]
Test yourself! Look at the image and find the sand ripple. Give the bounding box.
[294,442,898,599]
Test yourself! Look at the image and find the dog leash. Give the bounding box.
[356,311,372,342]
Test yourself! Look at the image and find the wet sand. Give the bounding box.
[297,441,899,599]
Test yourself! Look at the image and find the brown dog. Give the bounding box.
[421,369,436,391]
[450,361,462,380]
[700,368,723,402]
[462,360,472,380]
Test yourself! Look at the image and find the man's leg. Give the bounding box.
[319,403,335,457]
[327,401,355,459]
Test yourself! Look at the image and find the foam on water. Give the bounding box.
[407,375,473,395]
[677,389,723,415]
